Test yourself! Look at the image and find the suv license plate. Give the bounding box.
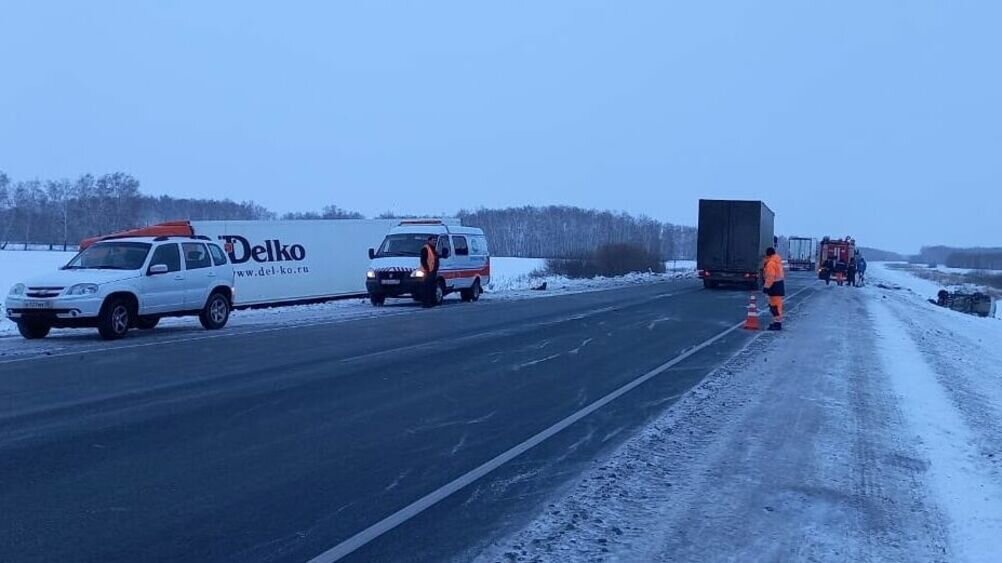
[24,300,52,309]
[381,279,401,285]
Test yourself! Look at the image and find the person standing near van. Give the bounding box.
[420,236,440,307]
[763,247,786,331]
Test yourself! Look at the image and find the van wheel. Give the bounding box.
[137,316,160,330]
[98,298,132,340]
[370,294,386,306]
[18,322,51,340]
[436,281,446,305]
[461,279,482,302]
[200,292,231,330]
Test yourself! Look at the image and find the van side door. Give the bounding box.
[436,236,454,289]
[450,235,473,289]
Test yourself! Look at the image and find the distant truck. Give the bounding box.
[81,219,401,306]
[787,237,816,271]
[697,199,775,290]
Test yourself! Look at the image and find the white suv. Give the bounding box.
[5,236,235,340]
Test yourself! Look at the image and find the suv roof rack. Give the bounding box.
[398,219,444,226]
[152,235,214,242]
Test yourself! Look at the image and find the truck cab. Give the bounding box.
[365,221,491,306]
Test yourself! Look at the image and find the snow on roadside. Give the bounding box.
[868,261,944,298]
[869,297,1002,561]
[486,258,695,296]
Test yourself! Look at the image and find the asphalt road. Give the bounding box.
[0,274,815,562]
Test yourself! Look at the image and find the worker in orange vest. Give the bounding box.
[763,247,785,331]
[420,236,440,308]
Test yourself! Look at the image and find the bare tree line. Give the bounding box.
[1,171,697,258]
[0,171,273,250]
[916,245,1002,270]
[458,206,697,259]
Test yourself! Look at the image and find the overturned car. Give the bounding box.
[929,290,997,318]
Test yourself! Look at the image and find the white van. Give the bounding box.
[365,220,490,306]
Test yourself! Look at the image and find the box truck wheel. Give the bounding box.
[370,294,386,306]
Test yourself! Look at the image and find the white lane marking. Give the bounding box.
[308,284,814,562]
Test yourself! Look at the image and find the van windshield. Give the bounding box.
[64,242,152,270]
[376,234,436,257]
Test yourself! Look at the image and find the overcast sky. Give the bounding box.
[2,2,1000,253]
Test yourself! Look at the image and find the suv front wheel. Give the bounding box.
[18,322,51,340]
[98,298,133,340]
[200,292,231,330]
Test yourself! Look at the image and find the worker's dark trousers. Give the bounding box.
[423,271,439,307]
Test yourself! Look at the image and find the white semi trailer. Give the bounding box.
[82,219,401,306]
[787,237,817,271]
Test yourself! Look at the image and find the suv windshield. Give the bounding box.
[65,242,152,271]
[376,234,437,257]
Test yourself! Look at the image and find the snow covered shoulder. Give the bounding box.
[476,278,1002,562]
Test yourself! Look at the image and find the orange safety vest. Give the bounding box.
[764,254,785,288]
[422,243,438,273]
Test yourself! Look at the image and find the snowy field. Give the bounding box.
[0,251,695,338]
[474,264,1002,562]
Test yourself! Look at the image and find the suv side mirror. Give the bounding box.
[148,264,169,276]
[441,248,451,259]
[368,248,375,260]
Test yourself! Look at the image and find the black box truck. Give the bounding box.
[697,199,775,289]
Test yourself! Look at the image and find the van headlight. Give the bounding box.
[66,283,99,296]
[9,283,25,296]
[410,270,426,278]
[366,270,377,279]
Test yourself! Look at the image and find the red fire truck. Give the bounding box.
[817,236,856,286]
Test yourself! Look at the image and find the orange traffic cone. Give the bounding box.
[744,294,760,330]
